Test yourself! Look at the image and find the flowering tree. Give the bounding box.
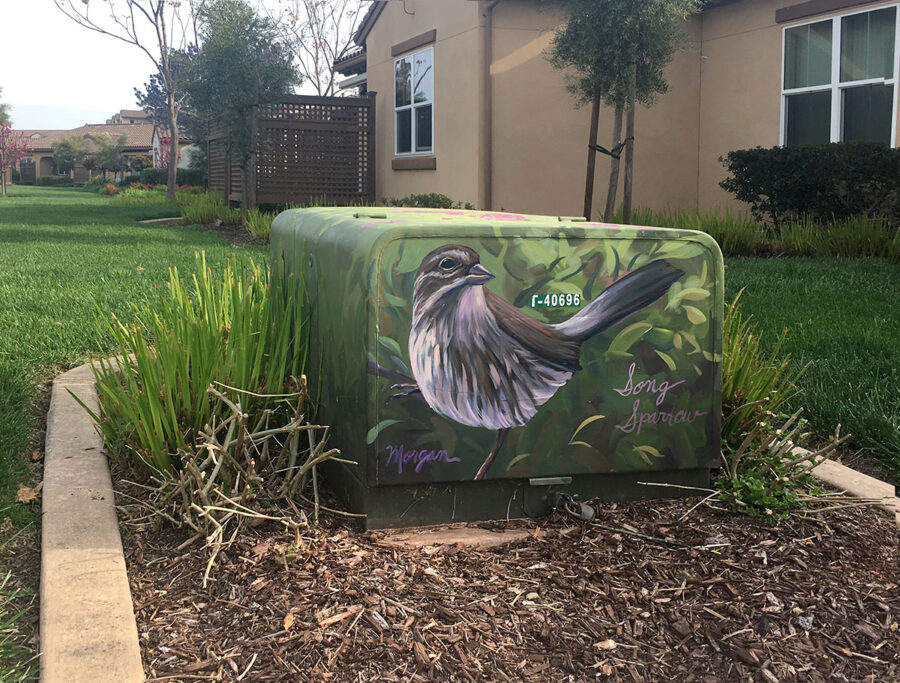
[0,125,28,197]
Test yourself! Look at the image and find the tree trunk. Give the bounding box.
[583,94,601,221]
[1,171,6,197]
[166,93,179,201]
[623,61,637,225]
[603,100,624,223]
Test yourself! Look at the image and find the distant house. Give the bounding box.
[106,109,152,125]
[15,118,154,183]
[335,0,900,216]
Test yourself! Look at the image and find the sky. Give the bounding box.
[4,2,158,129]
[2,0,322,131]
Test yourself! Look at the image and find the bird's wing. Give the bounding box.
[484,290,582,372]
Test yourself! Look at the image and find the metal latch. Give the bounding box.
[354,211,387,219]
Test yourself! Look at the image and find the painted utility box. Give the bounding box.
[271,207,724,529]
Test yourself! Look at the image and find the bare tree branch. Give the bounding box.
[53,0,202,200]
[257,0,363,96]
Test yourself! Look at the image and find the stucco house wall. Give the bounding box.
[366,0,484,206]
[361,0,900,216]
[698,0,900,211]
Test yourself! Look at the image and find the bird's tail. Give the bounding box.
[553,260,684,342]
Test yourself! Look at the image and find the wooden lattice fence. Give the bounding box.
[208,94,375,207]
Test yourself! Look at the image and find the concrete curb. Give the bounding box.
[810,456,900,526]
[40,361,144,683]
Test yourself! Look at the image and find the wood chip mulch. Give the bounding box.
[117,486,900,683]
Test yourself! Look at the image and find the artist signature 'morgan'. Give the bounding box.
[385,444,461,475]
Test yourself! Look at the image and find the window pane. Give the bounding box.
[785,90,831,145]
[785,21,832,89]
[395,57,412,107]
[841,7,896,82]
[413,48,434,104]
[843,84,893,144]
[415,105,432,152]
[396,110,412,154]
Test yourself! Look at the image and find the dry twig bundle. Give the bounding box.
[136,376,344,585]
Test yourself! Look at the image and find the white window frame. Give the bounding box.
[394,46,435,156]
[780,3,900,147]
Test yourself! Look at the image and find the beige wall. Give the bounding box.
[698,0,900,212]
[490,1,701,217]
[366,0,900,216]
[366,0,484,206]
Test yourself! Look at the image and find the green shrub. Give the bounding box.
[117,174,142,187]
[715,294,849,523]
[139,168,167,185]
[720,143,900,228]
[89,253,307,475]
[243,208,275,239]
[140,167,207,187]
[34,175,73,187]
[181,192,241,225]
[382,193,475,210]
[721,290,808,445]
[81,175,109,191]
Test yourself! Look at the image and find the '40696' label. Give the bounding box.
[530,292,582,308]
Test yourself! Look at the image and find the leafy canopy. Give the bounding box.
[91,133,129,172]
[51,135,86,174]
[548,0,700,107]
[186,0,300,158]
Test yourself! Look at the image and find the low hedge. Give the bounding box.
[35,176,74,187]
[140,168,206,187]
[720,142,900,228]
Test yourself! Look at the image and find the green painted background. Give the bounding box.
[271,207,724,490]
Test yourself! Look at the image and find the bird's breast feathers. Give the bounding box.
[409,286,572,429]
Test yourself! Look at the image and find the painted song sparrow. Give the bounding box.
[403,244,684,480]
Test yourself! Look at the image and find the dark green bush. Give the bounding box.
[720,143,900,228]
[117,174,142,187]
[140,167,207,187]
[34,176,73,187]
[382,193,475,210]
[11,169,19,183]
[139,168,167,185]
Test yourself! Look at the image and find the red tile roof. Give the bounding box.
[15,124,155,152]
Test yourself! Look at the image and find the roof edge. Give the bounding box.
[354,1,387,46]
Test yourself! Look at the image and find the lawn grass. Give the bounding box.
[0,186,263,527]
[725,257,900,475]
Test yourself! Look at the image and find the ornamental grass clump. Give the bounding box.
[717,292,863,523]
[181,192,241,225]
[243,207,276,238]
[85,253,339,582]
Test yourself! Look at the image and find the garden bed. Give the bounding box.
[115,475,900,682]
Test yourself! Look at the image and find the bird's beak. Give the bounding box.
[466,263,494,284]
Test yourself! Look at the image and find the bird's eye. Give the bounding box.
[438,257,458,271]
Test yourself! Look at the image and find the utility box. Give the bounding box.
[271,207,724,529]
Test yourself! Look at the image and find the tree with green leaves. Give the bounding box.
[51,135,86,176]
[92,133,129,180]
[548,0,699,222]
[0,88,11,126]
[186,0,300,212]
